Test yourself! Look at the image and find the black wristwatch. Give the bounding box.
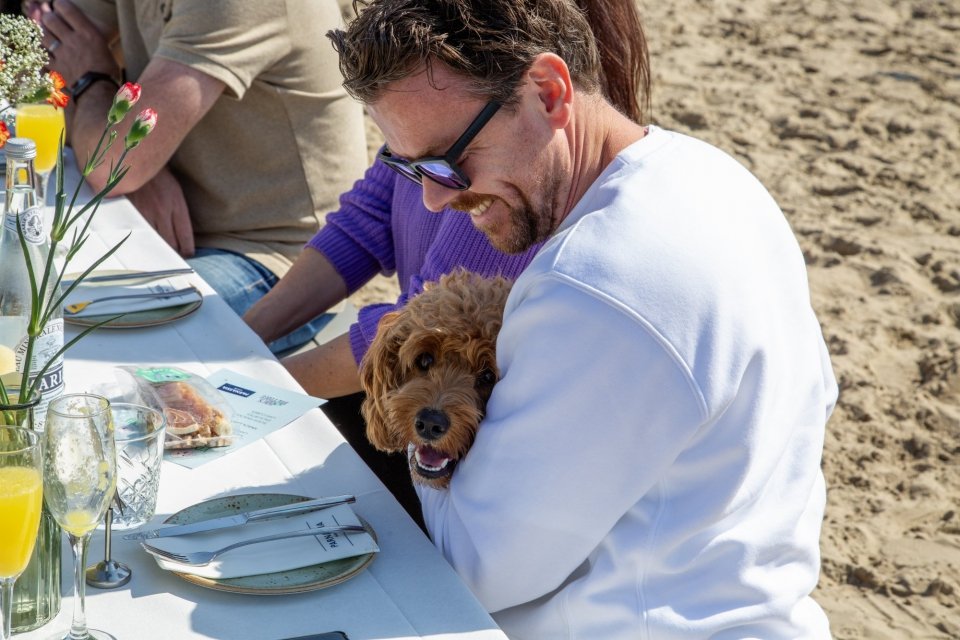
[69,72,120,102]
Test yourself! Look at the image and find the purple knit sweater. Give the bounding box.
[308,159,540,365]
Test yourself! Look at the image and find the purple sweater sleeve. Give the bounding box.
[348,177,542,366]
[307,159,398,294]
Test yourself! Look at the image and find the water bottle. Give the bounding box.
[0,137,64,429]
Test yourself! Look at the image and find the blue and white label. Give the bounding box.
[218,382,255,398]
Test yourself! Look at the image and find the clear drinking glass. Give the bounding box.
[42,394,115,640]
[109,403,165,531]
[0,426,43,640]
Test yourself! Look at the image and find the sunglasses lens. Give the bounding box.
[378,149,422,184]
[383,161,423,184]
[394,164,423,183]
[417,161,469,190]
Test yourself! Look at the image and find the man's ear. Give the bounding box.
[526,52,574,130]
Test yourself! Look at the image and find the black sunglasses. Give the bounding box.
[377,101,502,191]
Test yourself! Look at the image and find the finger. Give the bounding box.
[152,212,181,254]
[39,9,72,45]
[49,0,93,33]
[141,212,159,232]
[174,207,195,257]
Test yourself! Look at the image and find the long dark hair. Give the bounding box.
[576,0,651,123]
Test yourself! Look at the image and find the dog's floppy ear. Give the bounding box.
[359,310,407,452]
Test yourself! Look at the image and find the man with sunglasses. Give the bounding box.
[246,0,647,397]
[244,0,648,528]
[326,1,837,639]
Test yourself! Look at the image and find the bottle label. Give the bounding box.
[14,318,64,431]
[3,207,45,245]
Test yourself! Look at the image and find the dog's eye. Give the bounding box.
[476,368,497,387]
[416,353,434,371]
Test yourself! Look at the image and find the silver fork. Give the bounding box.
[141,525,366,566]
[64,286,198,315]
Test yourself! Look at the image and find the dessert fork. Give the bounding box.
[141,525,366,566]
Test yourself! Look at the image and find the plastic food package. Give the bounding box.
[115,366,233,449]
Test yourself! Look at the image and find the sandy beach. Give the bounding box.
[345,1,960,637]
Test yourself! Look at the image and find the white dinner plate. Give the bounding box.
[158,493,377,595]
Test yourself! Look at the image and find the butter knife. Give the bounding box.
[62,267,194,287]
[123,495,356,541]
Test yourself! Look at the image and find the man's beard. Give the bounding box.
[451,174,560,255]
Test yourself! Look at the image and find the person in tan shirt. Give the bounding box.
[28,0,367,353]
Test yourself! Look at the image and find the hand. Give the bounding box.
[26,0,117,85]
[126,167,196,257]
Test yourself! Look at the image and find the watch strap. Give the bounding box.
[69,71,120,102]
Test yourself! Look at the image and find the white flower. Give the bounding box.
[0,14,50,107]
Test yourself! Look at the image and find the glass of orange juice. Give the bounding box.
[15,103,66,205]
[0,425,43,640]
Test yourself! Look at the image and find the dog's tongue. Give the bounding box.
[417,445,449,468]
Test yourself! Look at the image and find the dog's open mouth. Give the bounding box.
[413,444,457,479]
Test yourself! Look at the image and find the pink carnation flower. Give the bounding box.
[108,82,143,125]
[124,108,157,149]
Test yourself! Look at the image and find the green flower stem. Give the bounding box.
[0,84,150,412]
[12,218,40,398]
[26,313,125,403]
[2,143,119,400]
[44,234,129,329]
[64,170,129,239]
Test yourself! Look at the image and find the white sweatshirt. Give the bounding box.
[418,127,837,639]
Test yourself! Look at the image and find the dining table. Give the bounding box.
[15,160,508,640]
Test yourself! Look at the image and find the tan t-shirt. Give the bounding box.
[74,0,368,277]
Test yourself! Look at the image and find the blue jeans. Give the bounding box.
[187,247,333,356]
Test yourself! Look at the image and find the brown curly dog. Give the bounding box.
[359,270,511,489]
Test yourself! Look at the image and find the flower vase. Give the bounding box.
[0,390,62,632]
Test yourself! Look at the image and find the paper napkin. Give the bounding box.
[146,503,379,579]
[63,280,201,318]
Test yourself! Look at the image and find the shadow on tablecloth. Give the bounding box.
[321,392,426,532]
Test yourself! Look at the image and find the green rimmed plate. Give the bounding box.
[62,269,202,329]
[159,493,377,595]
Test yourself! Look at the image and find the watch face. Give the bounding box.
[70,74,92,96]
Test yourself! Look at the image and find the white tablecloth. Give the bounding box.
[17,167,506,640]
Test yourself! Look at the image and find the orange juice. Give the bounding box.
[16,104,66,175]
[0,466,43,578]
[60,509,103,537]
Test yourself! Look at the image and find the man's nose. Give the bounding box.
[420,178,460,212]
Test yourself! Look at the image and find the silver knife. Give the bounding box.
[63,268,195,287]
[122,495,356,541]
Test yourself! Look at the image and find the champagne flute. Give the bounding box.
[42,394,115,640]
[0,426,43,640]
[15,103,66,206]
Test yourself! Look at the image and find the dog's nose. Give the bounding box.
[415,408,449,441]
